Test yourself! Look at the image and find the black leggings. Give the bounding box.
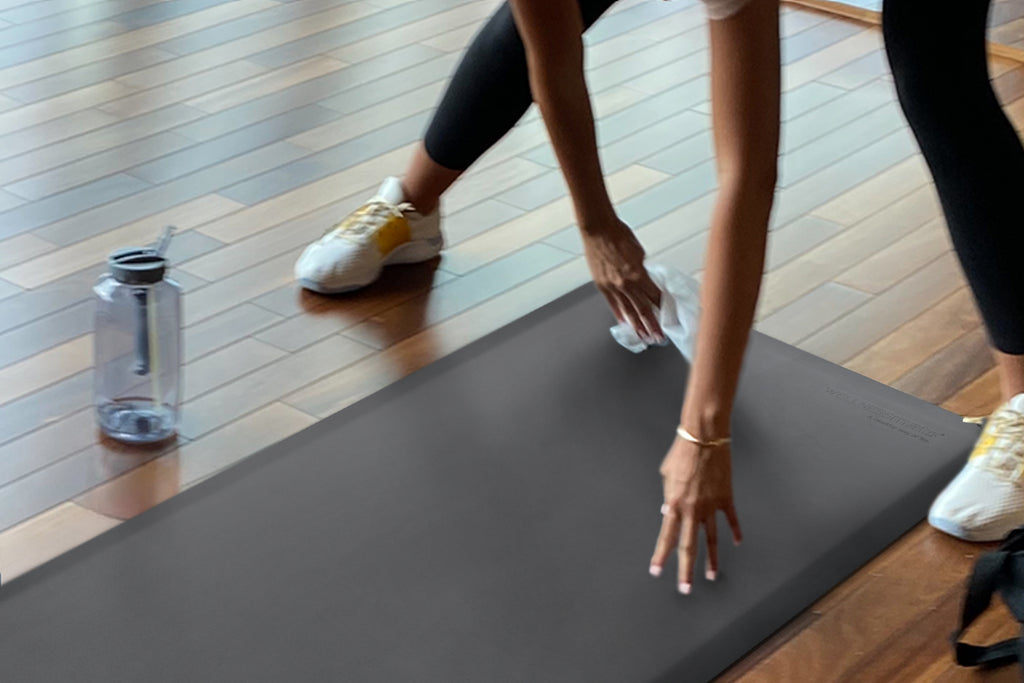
[885,0,1024,354]
[424,0,617,171]
[426,0,1024,355]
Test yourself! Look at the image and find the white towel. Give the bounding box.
[609,263,702,362]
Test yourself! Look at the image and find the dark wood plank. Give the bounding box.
[344,242,573,349]
[892,326,995,405]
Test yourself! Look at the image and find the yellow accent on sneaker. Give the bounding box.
[970,430,998,461]
[372,214,412,256]
[322,199,413,256]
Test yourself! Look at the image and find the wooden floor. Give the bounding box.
[992,0,1024,54]
[1,0,1023,679]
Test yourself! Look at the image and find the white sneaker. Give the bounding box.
[929,393,1024,542]
[295,177,443,294]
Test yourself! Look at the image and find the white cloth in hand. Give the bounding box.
[609,262,701,362]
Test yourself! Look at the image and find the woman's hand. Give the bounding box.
[650,435,742,594]
[581,218,664,343]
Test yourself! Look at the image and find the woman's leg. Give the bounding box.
[402,0,619,214]
[296,0,619,293]
[884,0,1024,542]
[883,0,1024,383]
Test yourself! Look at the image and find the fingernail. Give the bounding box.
[660,503,670,516]
[678,582,691,595]
[706,569,717,582]
[649,565,662,577]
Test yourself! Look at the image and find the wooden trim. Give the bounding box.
[783,0,1024,65]
[783,0,879,26]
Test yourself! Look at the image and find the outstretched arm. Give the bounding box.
[652,0,781,593]
[508,0,664,341]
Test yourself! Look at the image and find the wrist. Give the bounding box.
[679,403,732,442]
[577,203,619,237]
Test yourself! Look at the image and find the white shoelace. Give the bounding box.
[976,409,1024,482]
[324,199,414,241]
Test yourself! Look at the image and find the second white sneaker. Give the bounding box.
[929,393,1024,542]
[295,177,443,294]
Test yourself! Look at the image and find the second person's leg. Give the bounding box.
[884,0,1024,542]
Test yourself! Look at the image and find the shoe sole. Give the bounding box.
[299,236,444,295]
[928,513,1009,543]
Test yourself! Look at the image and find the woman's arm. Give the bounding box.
[652,0,781,593]
[684,0,780,440]
[507,0,664,341]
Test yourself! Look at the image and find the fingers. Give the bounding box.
[725,502,743,546]
[704,516,718,582]
[625,286,663,342]
[677,510,699,595]
[650,503,681,577]
[599,288,627,325]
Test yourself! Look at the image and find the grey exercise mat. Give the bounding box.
[0,285,979,683]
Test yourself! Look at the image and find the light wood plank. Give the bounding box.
[287,80,445,151]
[0,105,201,181]
[101,59,268,118]
[760,183,941,318]
[0,502,118,584]
[5,130,196,200]
[818,49,887,90]
[419,21,478,52]
[1,196,241,289]
[0,334,91,406]
[112,2,378,93]
[443,165,669,274]
[811,155,930,226]
[783,28,883,91]
[798,251,965,364]
[0,233,55,270]
[756,282,871,345]
[196,142,415,243]
[0,0,279,91]
[835,216,952,293]
[0,108,117,162]
[185,56,348,114]
[0,80,135,137]
[178,187,373,281]
[329,0,494,63]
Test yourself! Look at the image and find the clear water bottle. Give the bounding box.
[94,228,182,444]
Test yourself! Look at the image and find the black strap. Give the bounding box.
[953,528,1024,668]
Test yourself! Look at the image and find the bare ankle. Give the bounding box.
[401,183,437,215]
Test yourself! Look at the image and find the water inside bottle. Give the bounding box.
[97,399,175,444]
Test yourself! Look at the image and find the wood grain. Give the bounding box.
[0,503,119,584]
[845,287,981,386]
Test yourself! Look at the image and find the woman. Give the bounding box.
[296,0,781,594]
[885,0,1024,543]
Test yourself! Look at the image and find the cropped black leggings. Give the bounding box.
[426,0,1024,355]
[884,0,1024,354]
[423,0,617,170]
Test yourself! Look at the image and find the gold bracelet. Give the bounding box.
[676,425,731,448]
